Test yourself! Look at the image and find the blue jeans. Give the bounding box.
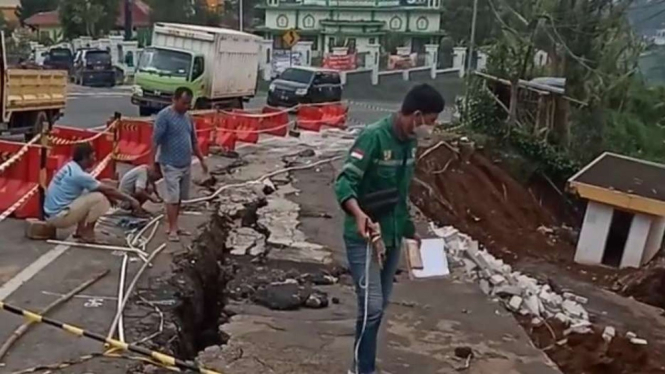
[346,238,401,374]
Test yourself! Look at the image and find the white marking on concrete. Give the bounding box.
[0,242,70,301]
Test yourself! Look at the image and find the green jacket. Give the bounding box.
[334,116,416,249]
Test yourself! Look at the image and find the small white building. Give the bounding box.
[255,0,445,58]
[568,152,665,269]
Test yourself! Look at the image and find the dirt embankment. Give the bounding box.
[411,141,665,374]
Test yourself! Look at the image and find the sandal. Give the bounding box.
[168,232,180,242]
[177,229,192,237]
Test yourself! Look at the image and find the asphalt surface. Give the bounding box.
[0,83,458,373]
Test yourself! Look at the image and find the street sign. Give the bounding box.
[282,29,300,48]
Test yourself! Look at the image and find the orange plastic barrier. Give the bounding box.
[192,114,215,156]
[320,103,348,129]
[296,106,323,132]
[223,111,260,144]
[260,107,289,137]
[49,126,115,180]
[0,141,41,218]
[116,119,153,165]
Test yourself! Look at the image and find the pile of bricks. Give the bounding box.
[430,223,648,345]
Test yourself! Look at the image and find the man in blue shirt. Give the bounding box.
[45,143,140,243]
[151,87,208,242]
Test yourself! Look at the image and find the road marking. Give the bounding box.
[0,242,70,301]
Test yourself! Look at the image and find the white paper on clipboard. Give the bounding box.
[411,238,450,279]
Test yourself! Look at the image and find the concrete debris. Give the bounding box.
[626,331,637,339]
[564,320,593,336]
[508,296,523,312]
[630,338,648,345]
[602,326,616,343]
[479,279,491,295]
[537,225,555,235]
[489,274,506,286]
[492,285,522,298]
[531,317,544,327]
[430,223,593,328]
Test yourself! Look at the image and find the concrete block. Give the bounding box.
[643,217,665,265]
[462,258,478,275]
[522,295,541,316]
[507,296,523,312]
[564,320,592,335]
[621,213,652,269]
[25,219,56,240]
[531,317,544,327]
[479,279,491,295]
[562,300,587,320]
[602,326,616,343]
[563,292,589,305]
[626,331,637,339]
[575,201,614,265]
[554,312,571,325]
[492,285,522,298]
[489,274,506,286]
[630,338,648,345]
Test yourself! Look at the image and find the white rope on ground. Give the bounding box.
[0,134,41,174]
[183,155,343,205]
[114,255,128,343]
[105,243,167,344]
[46,240,148,257]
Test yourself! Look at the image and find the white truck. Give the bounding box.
[131,23,262,116]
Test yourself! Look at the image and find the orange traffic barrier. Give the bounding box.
[116,119,153,165]
[260,107,289,137]
[222,111,260,144]
[192,114,215,156]
[320,103,348,129]
[296,106,324,132]
[0,140,42,219]
[48,126,115,180]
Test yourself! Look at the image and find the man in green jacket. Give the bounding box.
[335,84,444,374]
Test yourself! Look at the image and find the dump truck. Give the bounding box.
[131,23,262,116]
[1,33,67,136]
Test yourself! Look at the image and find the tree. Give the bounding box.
[442,0,496,46]
[15,0,57,24]
[59,0,120,38]
[148,0,222,27]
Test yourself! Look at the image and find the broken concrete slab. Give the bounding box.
[602,326,616,343]
[508,296,523,312]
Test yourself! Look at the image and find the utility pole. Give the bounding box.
[467,0,479,74]
[239,0,244,32]
[463,0,479,125]
[124,0,133,41]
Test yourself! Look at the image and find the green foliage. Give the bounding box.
[16,0,57,24]
[464,77,580,180]
[59,0,120,38]
[441,0,496,46]
[148,0,222,26]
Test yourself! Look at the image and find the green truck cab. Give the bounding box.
[131,23,262,116]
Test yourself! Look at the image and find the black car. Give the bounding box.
[73,49,115,87]
[267,67,342,107]
[43,48,74,75]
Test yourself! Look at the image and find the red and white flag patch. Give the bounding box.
[350,149,364,160]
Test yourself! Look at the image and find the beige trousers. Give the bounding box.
[47,192,111,229]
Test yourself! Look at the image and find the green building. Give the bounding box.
[255,0,445,58]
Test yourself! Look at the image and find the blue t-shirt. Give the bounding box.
[44,161,100,217]
[153,106,196,168]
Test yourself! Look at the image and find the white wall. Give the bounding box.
[575,201,614,265]
[265,10,298,29]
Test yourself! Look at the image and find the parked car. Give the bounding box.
[73,48,115,87]
[43,48,74,75]
[267,67,342,107]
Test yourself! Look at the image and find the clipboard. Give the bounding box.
[405,238,450,279]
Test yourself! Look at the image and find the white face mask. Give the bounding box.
[413,124,434,138]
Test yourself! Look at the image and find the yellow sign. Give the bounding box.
[282,29,300,48]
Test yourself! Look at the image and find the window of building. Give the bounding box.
[369,38,376,45]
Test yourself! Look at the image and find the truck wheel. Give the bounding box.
[24,111,48,141]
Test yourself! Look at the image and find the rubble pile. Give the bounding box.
[435,222,658,346]
[432,223,656,374]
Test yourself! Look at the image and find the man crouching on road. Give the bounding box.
[334,84,444,374]
[152,87,209,242]
[44,143,141,243]
[119,164,163,215]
